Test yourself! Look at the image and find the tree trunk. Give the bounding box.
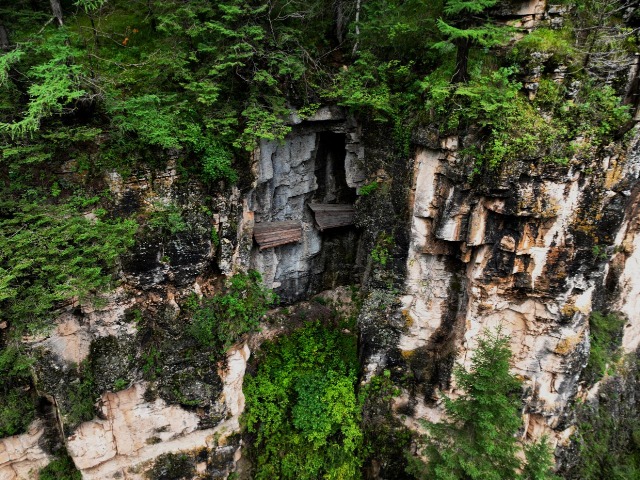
[148,0,157,31]
[0,22,9,50]
[453,37,470,83]
[50,0,64,26]
[335,0,345,44]
[352,0,361,55]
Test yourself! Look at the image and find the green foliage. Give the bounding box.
[243,322,362,479]
[0,0,341,186]
[0,200,137,333]
[147,202,187,236]
[328,52,417,122]
[371,232,394,267]
[38,454,82,480]
[409,329,557,480]
[359,181,380,196]
[510,28,576,64]
[358,0,443,62]
[108,95,182,150]
[522,437,559,480]
[66,360,97,426]
[583,311,625,384]
[360,371,413,476]
[0,390,35,438]
[567,354,640,480]
[420,58,630,173]
[188,271,276,352]
[210,227,220,249]
[142,346,163,381]
[147,452,195,480]
[113,378,129,391]
[0,346,36,437]
[0,29,88,137]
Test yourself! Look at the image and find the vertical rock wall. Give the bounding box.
[248,108,365,302]
[375,127,640,447]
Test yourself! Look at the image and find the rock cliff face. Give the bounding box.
[387,141,622,445]
[2,33,640,480]
[248,107,366,302]
[1,113,640,478]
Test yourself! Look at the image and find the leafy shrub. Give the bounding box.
[39,454,82,480]
[359,181,379,196]
[147,202,187,236]
[371,232,394,267]
[188,271,276,351]
[583,311,626,385]
[113,378,129,391]
[243,322,363,479]
[201,143,238,184]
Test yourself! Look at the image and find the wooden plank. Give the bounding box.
[253,221,302,250]
[308,203,355,231]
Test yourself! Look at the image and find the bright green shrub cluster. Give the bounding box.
[243,322,363,479]
[188,271,276,351]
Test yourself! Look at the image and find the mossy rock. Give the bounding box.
[147,452,195,480]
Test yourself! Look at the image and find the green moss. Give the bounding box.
[147,452,195,480]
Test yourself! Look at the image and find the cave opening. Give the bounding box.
[308,131,361,293]
[313,132,357,205]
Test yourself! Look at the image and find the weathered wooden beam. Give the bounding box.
[308,203,355,231]
[253,220,303,250]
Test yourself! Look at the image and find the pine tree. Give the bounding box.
[436,0,508,83]
[409,330,558,480]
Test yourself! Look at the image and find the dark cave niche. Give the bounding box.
[313,132,357,205]
[308,131,360,296]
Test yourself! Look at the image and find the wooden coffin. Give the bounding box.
[253,220,303,250]
[308,203,355,231]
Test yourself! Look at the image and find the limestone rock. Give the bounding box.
[0,421,50,480]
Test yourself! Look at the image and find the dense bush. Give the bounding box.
[565,353,640,480]
[188,271,276,351]
[243,322,362,479]
[0,199,137,333]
